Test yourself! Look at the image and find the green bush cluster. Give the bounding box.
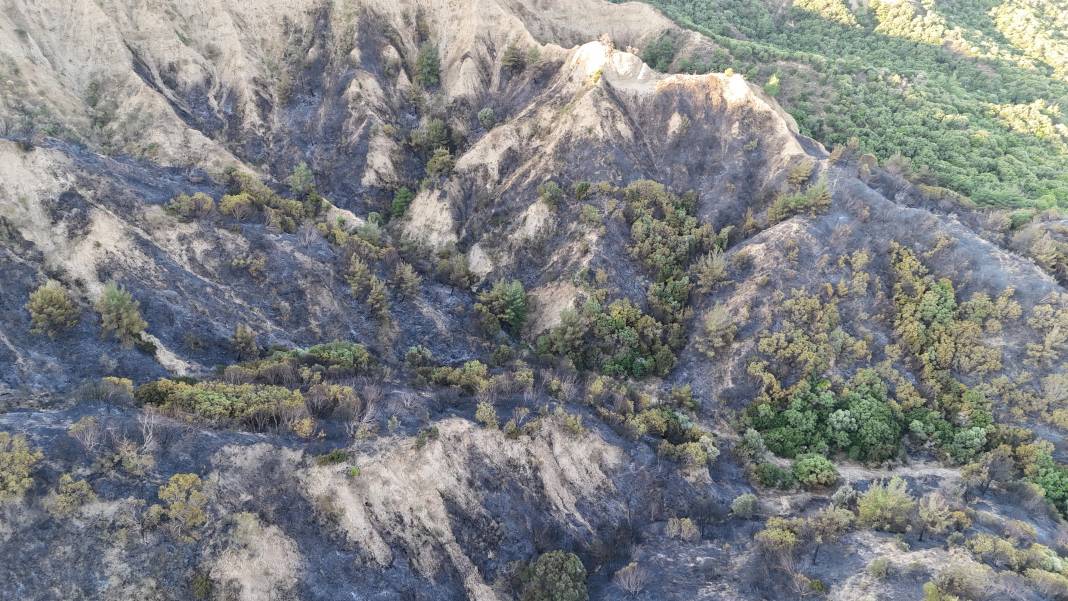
[641,32,679,71]
[167,192,215,220]
[747,372,904,462]
[135,379,306,431]
[626,407,719,467]
[537,180,728,377]
[221,168,320,232]
[767,178,831,223]
[222,341,372,385]
[537,298,676,378]
[430,360,490,393]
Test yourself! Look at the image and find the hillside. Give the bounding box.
[636,0,1068,208]
[2,1,1068,600]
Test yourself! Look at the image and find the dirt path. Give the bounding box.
[835,460,959,483]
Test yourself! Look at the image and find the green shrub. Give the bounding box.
[405,345,434,368]
[426,147,454,178]
[431,360,490,393]
[767,178,831,223]
[731,493,758,518]
[315,450,350,466]
[390,186,415,218]
[477,107,496,129]
[1026,568,1068,599]
[158,473,207,540]
[415,43,440,88]
[556,407,585,436]
[393,262,422,298]
[858,476,915,532]
[367,276,391,321]
[0,433,43,499]
[666,516,700,541]
[502,44,527,72]
[792,453,839,488]
[754,462,795,489]
[285,161,315,198]
[47,474,97,517]
[167,192,214,220]
[191,572,213,600]
[692,248,727,292]
[301,341,372,372]
[231,324,259,360]
[475,401,499,429]
[868,557,890,579]
[538,180,564,208]
[755,517,801,560]
[137,379,305,431]
[96,282,147,347]
[410,118,450,152]
[475,280,528,334]
[415,425,440,449]
[697,303,736,357]
[659,436,720,468]
[521,550,588,601]
[26,281,79,337]
[219,192,254,220]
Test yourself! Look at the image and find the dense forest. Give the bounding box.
[631,0,1068,208]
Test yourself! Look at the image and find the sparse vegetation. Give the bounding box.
[231,324,259,360]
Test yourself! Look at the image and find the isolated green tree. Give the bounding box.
[521,550,588,601]
[96,282,147,347]
[475,280,528,334]
[415,43,440,88]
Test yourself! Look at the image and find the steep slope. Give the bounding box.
[3,1,1068,601]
